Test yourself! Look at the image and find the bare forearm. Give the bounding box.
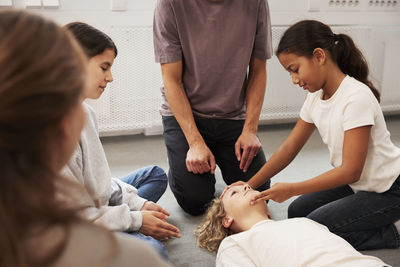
[292,167,359,196]
[164,82,204,146]
[161,61,204,147]
[248,143,298,188]
[243,59,266,134]
[248,119,315,189]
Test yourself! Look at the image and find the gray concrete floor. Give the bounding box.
[102,115,400,267]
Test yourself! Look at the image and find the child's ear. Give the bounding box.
[312,48,326,65]
[222,216,233,228]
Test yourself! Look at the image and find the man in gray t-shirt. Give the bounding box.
[153,0,272,215]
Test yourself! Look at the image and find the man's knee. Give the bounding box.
[170,185,214,215]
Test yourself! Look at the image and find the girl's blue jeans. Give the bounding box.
[120,165,168,203]
[120,165,169,259]
[288,175,400,250]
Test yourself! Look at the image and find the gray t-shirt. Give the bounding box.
[153,0,273,119]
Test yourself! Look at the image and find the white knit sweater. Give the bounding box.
[62,102,147,232]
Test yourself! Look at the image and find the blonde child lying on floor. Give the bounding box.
[195,184,389,267]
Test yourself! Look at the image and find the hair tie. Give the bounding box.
[332,33,339,44]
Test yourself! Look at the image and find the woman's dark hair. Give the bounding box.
[277,20,380,102]
[65,22,118,58]
[0,10,87,267]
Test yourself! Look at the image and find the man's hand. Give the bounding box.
[250,182,295,204]
[235,131,262,172]
[141,201,170,217]
[140,210,181,240]
[186,142,216,174]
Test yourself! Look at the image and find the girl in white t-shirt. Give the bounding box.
[226,20,400,250]
[196,184,388,267]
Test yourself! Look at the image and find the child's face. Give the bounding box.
[278,52,324,94]
[85,48,115,99]
[222,184,264,219]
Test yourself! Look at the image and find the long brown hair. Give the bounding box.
[0,10,86,267]
[277,20,380,102]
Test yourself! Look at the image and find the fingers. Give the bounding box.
[152,203,170,216]
[242,147,259,172]
[250,191,270,205]
[186,148,215,174]
[152,211,169,220]
[141,211,181,240]
[186,159,206,174]
[159,220,180,235]
[234,141,241,161]
[209,154,216,175]
[158,206,170,216]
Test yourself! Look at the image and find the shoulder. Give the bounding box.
[82,102,99,131]
[83,102,97,119]
[342,77,379,105]
[303,91,321,108]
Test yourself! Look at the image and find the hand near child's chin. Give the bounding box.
[250,182,295,204]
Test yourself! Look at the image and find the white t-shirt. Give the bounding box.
[300,75,400,192]
[216,218,387,267]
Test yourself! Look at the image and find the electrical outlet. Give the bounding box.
[366,0,400,11]
[324,0,362,11]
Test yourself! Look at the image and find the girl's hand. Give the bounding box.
[141,201,170,217]
[250,182,295,204]
[220,181,247,199]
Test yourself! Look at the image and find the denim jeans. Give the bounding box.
[120,166,169,259]
[288,175,400,250]
[120,165,168,203]
[129,232,169,260]
[162,116,270,215]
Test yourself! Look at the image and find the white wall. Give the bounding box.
[2,0,400,136]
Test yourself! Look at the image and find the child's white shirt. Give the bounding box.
[300,75,400,192]
[216,218,387,267]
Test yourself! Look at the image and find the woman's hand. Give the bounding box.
[251,182,295,204]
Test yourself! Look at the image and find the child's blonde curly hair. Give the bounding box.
[194,198,234,252]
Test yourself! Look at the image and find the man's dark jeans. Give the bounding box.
[162,116,270,215]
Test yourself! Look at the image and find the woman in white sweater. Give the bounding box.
[0,10,170,267]
[63,22,180,259]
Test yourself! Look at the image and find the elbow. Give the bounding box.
[344,167,363,183]
[163,76,183,91]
